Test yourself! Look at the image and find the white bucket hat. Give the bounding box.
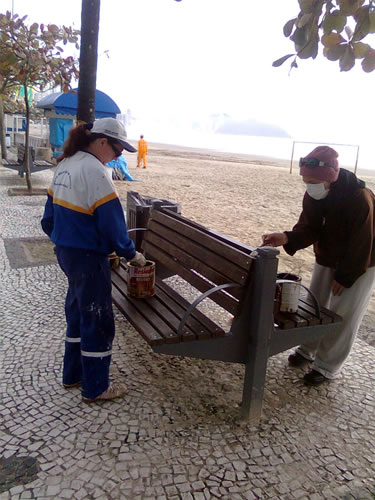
[91,117,137,152]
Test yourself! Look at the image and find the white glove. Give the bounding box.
[129,251,147,267]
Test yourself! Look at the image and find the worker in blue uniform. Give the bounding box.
[41,117,146,403]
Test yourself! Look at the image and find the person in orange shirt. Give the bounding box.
[137,135,148,168]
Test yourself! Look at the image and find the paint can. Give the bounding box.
[275,272,302,313]
[126,260,155,298]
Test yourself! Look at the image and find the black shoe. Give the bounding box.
[288,352,309,367]
[303,369,329,386]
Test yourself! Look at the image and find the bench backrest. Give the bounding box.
[141,209,255,315]
[17,145,35,163]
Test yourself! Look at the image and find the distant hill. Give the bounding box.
[216,118,290,138]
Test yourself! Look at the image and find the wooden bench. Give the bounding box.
[111,208,342,422]
[1,146,54,178]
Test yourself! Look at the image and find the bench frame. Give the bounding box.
[1,146,54,178]
[112,208,342,422]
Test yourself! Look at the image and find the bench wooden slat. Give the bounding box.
[274,296,341,329]
[156,279,226,339]
[298,291,341,324]
[319,306,342,323]
[158,209,256,255]
[146,219,249,286]
[144,230,246,298]
[111,284,165,346]
[154,283,210,341]
[142,241,240,314]
[150,210,253,271]
[292,307,320,326]
[112,264,225,343]
[112,269,180,344]
[274,310,308,329]
[298,298,333,324]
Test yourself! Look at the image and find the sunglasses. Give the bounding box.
[108,141,123,158]
[299,157,329,168]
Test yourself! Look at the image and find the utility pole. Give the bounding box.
[77,0,100,123]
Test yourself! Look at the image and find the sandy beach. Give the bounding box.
[115,142,375,330]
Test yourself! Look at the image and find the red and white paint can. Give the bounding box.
[126,260,155,298]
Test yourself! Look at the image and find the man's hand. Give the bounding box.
[332,280,345,296]
[129,251,147,267]
[262,232,288,247]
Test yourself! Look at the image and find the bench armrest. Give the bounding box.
[177,283,242,337]
[276,280,321,319]
[127,227,148,234]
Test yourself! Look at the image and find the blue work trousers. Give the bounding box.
[56,246,115,398]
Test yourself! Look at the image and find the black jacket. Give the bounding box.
[284,168,375,287]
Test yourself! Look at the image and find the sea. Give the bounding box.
[128,125,373,175]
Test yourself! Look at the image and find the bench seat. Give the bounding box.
[1,158,55,177]
[112,269,226,345]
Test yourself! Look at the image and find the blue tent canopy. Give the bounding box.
[37,88,120,118]
[37,89,121,156]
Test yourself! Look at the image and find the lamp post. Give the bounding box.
[77,0,101,124]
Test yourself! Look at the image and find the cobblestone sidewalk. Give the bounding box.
[0,166,374,500]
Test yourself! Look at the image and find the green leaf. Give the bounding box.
[291,26,308,50]
[283,18,296,37]
[321,33,346,47]
[352,41,370,58]
[339,45,355,70]
[297,13,313,28]
[352,7,370,41]
[322,11,347,33]
[337,0,364,15]
[361,48,375,71]
[369,11,375,33]
[324,43,347,60]
[298,0,315,13]
[272,54,295,67]
[298,38,319,59]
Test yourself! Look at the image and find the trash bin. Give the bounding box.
[126,191,181,251]
[5,135,11,148]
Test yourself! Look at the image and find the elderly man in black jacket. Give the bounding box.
[263,146,375,385]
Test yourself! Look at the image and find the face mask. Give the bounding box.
[306,183,329,200]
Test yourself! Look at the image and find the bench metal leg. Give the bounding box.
[241,349,269,422]
[239,246,279,422]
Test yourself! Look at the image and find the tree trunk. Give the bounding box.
[0,97,7,160]
[24,84,32,191]
[77,0,101,124]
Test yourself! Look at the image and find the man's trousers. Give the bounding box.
[297,263,375,379]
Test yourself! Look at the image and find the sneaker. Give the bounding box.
[304,369,329,386]
[82,383,127,403]
[288,352,309,367]
[63,381,81,389]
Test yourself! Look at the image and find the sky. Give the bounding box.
[5,0,375,168]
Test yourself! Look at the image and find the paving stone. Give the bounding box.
[0,167,375,499]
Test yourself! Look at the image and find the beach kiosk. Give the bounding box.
[36,89,121,158]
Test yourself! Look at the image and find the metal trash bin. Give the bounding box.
[126,191,181,251]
